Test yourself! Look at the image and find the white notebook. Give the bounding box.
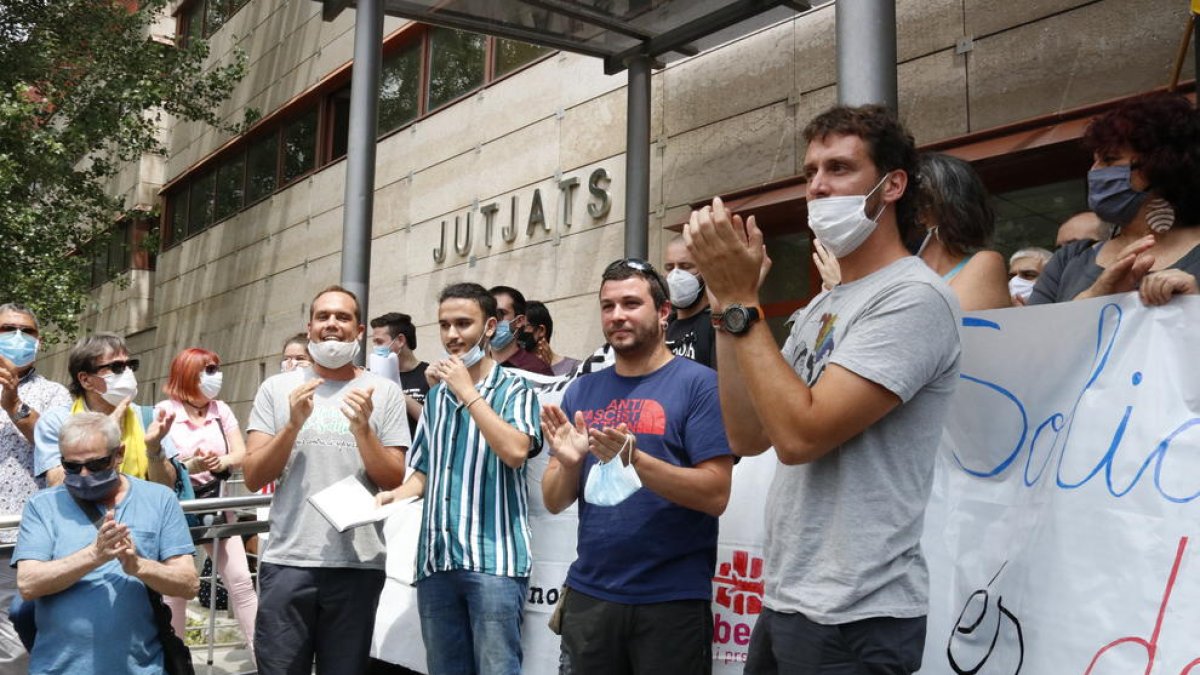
[309,475,416,532]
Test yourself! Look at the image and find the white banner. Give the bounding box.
[375,295,1200,673]
[919,295,1200,674]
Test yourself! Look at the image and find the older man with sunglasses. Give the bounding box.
[33,333,178,489]
[13,412,197,674]
[0,303,71,670]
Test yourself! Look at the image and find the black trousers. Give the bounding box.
[255,563,386,675]
[559,588,713,675]
[745,608,926,675]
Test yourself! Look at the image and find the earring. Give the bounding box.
[1146,197,1175,234]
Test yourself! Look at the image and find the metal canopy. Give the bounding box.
[323,0,811,74]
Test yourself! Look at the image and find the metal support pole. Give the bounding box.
[341,0,384,362]
[835,0,898,110]
[205,488,222,675]
[624,55,652,260]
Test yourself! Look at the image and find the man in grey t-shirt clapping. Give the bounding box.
[687,105,961,674]
[245,285,411,675]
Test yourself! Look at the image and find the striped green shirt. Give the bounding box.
[410,363,542,579]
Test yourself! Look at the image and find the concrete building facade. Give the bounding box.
[46,0,1195,420]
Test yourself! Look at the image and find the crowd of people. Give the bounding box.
[1,92,1198,675]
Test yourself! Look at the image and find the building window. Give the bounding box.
[90,221,132,288]
[178,0,251,46]
[427,27,485,111]
[188,170,216,236]
[493,39,552,79]
[214,154,245,222]
[245,134,279,205]
[281,109,319,185]
[379,40,422,135]
[160,24,557,251]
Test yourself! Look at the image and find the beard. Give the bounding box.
[604,320,664,356]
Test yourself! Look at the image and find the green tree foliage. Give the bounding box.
[0,0,249,338]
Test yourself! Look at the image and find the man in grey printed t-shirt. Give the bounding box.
[687,105,961,674]
[244,285,411,675]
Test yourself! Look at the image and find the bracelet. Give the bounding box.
[465,396,484,410]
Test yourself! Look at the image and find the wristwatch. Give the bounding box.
[712,304,763,335]
[10,402,32,421]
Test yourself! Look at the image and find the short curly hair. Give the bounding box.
[804,105,921,239]
[917,153,994,256]
[1084,93,1200,226]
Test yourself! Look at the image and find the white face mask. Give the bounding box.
[308,339,360,369]
[198,371,223,400]
[583,435,642,507]
[807,174,890,258]
[1008,275,1036,301]
[100,369,138,406]
[666,268,704,309]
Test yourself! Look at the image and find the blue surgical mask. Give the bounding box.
[490,320,515,350]
[64,468,120,502]
[372,345,391,357]
[0,330,38,368]
[1087,165,1148,226]
[583,435,642,507]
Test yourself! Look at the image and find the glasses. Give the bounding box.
[62,450,118,475]
[281,357,312,370]
[89,358,140,375]
[203,364,221,375]
[605,258,670,296]
[0,324,38,338]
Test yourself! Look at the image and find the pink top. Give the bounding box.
[156,398,239,486]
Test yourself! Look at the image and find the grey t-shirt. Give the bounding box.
[767,256,961,623]
[247,368,411,569]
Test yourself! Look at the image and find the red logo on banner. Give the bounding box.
[713,550,764,615]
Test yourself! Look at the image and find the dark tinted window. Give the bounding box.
[245,134,278,204]
[281,110,318,184]
[427,28,484,110]
[494,39,551,78]
[168,188,188,246]
[379,41,421,134]
[330,89,351,160]
[214,153,245,222]
[188,170,215,235]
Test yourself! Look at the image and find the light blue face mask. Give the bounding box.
[583,435,642,507]
[372,345,391,357]
[0,330,38,368]
[444,326,491,368]
[490,320,515,350]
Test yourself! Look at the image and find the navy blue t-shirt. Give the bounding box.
[562,356,731,604]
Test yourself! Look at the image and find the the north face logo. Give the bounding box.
[713,550,764,615]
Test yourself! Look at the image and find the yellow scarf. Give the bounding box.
[70,397,149,478]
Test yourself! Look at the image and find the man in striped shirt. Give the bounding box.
[379,282,542,675]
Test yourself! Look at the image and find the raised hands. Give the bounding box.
[341,386,376,436]
[288,378,323,428]
[684,196,770,309]
[541,405,588,468]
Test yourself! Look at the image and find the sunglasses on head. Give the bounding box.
[0,324,38,337]
[89,358,140,375]
[604,258,669,296]
[203,363,221,375]
[62,450,118,474]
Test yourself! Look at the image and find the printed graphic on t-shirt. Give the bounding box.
[786,311,838,386]
[403,388,427,404]
[668,332,697,360]
[580,399,667,435]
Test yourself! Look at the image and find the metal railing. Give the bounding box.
[2,492,274,675]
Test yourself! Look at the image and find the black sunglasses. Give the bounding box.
[604,258,670,296]
[62,450,118,475]
[89,358,140,375]
[0,324,38,337]
[203,364,221,375]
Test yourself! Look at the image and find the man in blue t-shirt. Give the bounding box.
[12,412,197,675]
[542,258,734,674]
